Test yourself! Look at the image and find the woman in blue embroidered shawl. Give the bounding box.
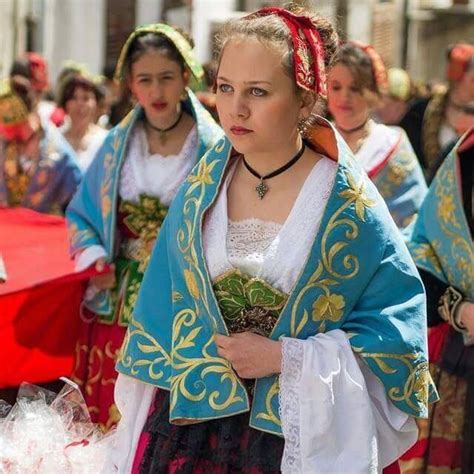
[0,77,81,214]
[65,24,222,432]
[113,5,437,473]
[326,42,427,230]
[400,130,473,473]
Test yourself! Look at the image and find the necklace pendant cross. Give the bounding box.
[256,180,268,199]
[159,131,167,145]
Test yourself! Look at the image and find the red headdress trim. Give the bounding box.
[349,41,388,95]
[447,43,474,82]
[245,7,327,98]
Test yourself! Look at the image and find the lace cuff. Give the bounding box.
[280,338,304,473]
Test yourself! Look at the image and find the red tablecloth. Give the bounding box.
[0,208,96,387]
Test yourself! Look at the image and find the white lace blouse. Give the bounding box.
[75,122,198,272]
[119,122,198,206]
[203,157,335,293]
[112,154,418,473]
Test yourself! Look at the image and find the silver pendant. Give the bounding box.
[256,179,268,199]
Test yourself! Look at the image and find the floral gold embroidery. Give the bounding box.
[432,158,473,297]
[120,195,168,242]
[437,194,457,226]
[312,293,345,327]
[412,242,443,275]
[187,158,218,190]
[339,174,376,222]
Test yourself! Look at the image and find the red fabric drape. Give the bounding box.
[0,208,96,387]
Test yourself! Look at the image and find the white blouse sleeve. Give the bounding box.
[105,374,155,473]
[279,329,418,474]
[74,245,107,272]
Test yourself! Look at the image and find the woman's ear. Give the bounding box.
[299,90,317,120]
[183,69,190,87]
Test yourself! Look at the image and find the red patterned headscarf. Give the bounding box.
[244,7,327,98]
[349,41,388,95]
[447,43,474,82]
[24,53,49,92]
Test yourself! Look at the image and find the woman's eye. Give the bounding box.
[218,84,232,93]
[250,88,266,97]
[330,84,341,91]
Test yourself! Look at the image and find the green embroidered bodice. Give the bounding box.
[213,269,288,337]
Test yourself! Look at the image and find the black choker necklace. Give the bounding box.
[336,119,368,134]
[242,142,306,200]
[146,110,183,143]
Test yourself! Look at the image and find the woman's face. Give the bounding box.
[216,38,313,156]
[327,63,372,128]
[65,86,97,124]
[129,50,188,125]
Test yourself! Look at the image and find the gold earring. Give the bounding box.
[180,90,188,102]
[297,118,308,137]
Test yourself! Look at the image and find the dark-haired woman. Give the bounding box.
[66,24,222,431]
[400,130,473,473]
[327,42,427,230]
[59,73,107,173]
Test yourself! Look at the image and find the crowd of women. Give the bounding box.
[0,3,472,473]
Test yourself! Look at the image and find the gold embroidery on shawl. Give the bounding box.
[288,172,374,337]
[354,350,432,411]
[376,145,417,200]
[255,379,281,426]
[412,242,443,275]
[118,318,172,382]
[435,163,473,296]
[68,223,98,252]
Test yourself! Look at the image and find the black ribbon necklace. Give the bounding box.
[336,118,368,134]
[146,109,183,144]
[242,142,306,199]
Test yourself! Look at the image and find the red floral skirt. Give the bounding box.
[70,308,126,432]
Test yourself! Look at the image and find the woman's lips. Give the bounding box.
[152,102,167,111]
[230,126,253,135]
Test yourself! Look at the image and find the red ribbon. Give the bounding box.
[349,40,388,95]
[246,7,327,97]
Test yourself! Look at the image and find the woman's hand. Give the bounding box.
[215,332,282,379]
[89,258,116,290]
[459,302,474,336]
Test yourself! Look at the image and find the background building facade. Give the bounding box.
[0,0,473,87]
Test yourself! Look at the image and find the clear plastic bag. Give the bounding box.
[0,378,114,473]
